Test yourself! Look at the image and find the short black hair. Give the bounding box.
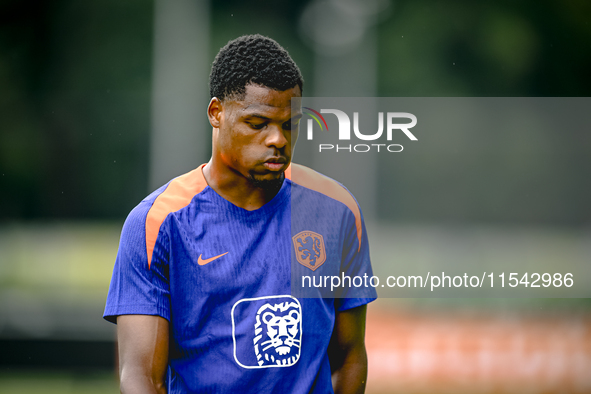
[209,34,303,101]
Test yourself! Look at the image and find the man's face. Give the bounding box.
[215,84,302,187]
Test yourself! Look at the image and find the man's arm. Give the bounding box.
[117,315,169,394]
[328,304,369,394]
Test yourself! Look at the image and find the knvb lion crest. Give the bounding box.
[292,231,326,271]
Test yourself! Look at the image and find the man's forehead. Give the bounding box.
[236,84,301,112]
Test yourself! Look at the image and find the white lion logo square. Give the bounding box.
[231,295,302,369]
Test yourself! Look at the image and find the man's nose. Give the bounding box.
[266,125,288,149]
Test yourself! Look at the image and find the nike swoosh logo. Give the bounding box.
[197,252,229,266]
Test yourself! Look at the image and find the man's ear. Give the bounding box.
[207,97,223,128]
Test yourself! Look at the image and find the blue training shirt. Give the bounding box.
[104,163,376,393]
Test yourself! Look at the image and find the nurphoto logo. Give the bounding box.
[302,107,418,153]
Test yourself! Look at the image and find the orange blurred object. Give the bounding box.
[365,303,591,394]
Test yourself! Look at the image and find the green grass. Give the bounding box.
[0,371,119,394]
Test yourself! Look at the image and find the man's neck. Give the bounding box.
[202,160,284,211]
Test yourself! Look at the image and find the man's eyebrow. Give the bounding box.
[242,113,303,122]
[243,114,271,120]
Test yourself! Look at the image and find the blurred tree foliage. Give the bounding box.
[0,0,589,223]
[374,0,591,226]
[0,0,152,219]
[376,0,591,96]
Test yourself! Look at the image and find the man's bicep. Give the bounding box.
[104,202,172,323]
[328,303,368,370]
[328,304,369,393]
[331,304,367,351]
[117,315,169,394]
[338,210,377,303]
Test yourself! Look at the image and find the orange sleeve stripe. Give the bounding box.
[286,164,363,251]
[145,164,208,269]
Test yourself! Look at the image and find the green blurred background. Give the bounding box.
[0,0,590,393]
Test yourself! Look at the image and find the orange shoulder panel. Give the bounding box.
[145,164,208,269]
[286,164,363,251]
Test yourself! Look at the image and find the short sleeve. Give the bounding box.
[335,207,377,312]
[103,201,171,323]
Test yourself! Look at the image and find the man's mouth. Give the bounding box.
[263,157,287,171]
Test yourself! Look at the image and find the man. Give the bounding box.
[104,34,376,393]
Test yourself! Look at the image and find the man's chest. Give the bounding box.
[160,206,347,297]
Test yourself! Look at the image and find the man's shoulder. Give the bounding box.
[286,163,360,214]
[121,165,209,269]
[287,163,364,251]
[126,165,209,222]
[143,164,208,216]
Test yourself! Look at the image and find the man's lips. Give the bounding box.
[263,157,287,171]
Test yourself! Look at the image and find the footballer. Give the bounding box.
[104,34,376,393]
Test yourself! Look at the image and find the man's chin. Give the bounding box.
[248,171,285,193]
